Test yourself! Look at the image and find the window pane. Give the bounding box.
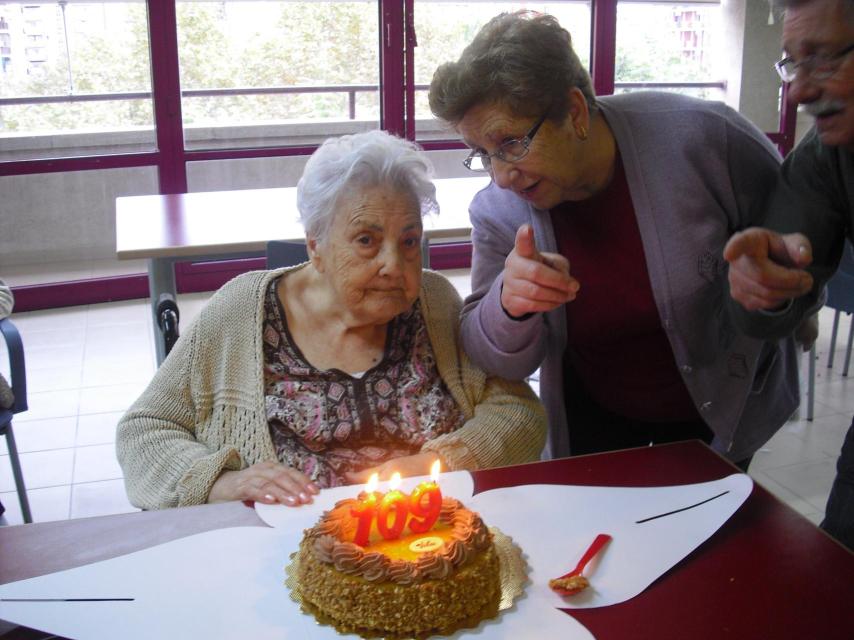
[615,1,724,100]
[0,1,155,161]
[414,1,591,142]
[177,0,380,151]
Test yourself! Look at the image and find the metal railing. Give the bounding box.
[0,84,382,120]
[613,80,725,90]
[0,80,727,122]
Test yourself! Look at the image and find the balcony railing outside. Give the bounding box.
[0,80,728,127]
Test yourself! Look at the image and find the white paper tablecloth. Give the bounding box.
[0,474,752,639]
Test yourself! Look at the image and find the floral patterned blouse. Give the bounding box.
[262,277,465,487]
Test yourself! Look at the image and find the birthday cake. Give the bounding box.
[296,486,501,638]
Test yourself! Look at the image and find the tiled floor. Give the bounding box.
[1,267,852,531]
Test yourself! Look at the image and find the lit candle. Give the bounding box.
[408,460,442,534]
[376,472,409,540]
[351,473,380,547]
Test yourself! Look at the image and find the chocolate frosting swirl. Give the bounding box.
[416,552,454,579]
[470,514,492,550]
[439,539,467,567]
[331,541,363,574]
[307,500,356,539]
[311,516,342,539]
[440,497,461,520]
[387,559,420,585]
[313,534,337,563]
[356,552,391,582]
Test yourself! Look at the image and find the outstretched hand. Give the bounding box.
[723,227,814,311]
[500,224,580,318]
[208,461,320,507]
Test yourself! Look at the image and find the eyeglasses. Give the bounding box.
[463,111,549,172]
[775,42,854,83]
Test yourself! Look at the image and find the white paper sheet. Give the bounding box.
[0,523,591,640]
[0,474,751,639]
[0,527,310,639]
[255,469,474,530]
[468,474,753,609]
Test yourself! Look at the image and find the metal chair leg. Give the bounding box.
[843,315,853,377]
[828,310,841,369]
[808,343,816,421]
[4,424,32,523]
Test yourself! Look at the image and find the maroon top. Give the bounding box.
[550,155,699,422]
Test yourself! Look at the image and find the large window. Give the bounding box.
[615,1,724,100]
[0,0,794,302]
[176,0,380,151]
[0,1,733,165]
[0,1,155,160]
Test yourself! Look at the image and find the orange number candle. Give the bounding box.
[408,460,442,534]
[377,472,409,540]
[351,473,380,547]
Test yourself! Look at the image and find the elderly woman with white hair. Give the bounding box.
[117,130,546,510]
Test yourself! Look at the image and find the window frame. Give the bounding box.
[0,0,796,187]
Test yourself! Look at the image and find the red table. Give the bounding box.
[1,441,852,639]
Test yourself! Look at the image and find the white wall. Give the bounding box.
[0,166,159,265]
[722,0,783,133]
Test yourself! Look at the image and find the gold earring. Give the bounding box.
[575,125,588,141]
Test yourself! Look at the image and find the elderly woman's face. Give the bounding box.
[315,184,423,325]
[457,100,590,208]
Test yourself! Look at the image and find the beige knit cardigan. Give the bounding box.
[117,267,546,509]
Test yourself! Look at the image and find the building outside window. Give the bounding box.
[616,1,724,100]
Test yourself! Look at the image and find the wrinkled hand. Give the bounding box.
[724,227,814,311]
[500,224,579,318]
[208,461,319,507]
[344,452,445,485]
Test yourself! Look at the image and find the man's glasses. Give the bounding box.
[775,42,854,83]
[463,111,549,172]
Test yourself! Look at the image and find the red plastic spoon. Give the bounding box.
[549,533,612,596]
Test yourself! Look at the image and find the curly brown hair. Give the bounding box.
[428,10,596,127]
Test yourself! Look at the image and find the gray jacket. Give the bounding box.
[460,92,800,463]
[727,127,853,339]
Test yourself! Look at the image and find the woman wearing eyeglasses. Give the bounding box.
[428,10,804,466]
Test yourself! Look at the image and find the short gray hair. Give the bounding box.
[297,130,438,242]
[428,10,596,126]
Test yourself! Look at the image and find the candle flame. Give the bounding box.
[389,472,402,491]
[430,459,441,482]
[366,473,379,493]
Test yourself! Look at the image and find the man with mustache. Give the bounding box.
[724,0,854,550]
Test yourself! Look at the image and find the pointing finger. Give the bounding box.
[514,224,539,260]
[779,233,813,269]
[723,228,772,263]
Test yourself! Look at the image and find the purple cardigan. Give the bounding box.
[460,92,800,463]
